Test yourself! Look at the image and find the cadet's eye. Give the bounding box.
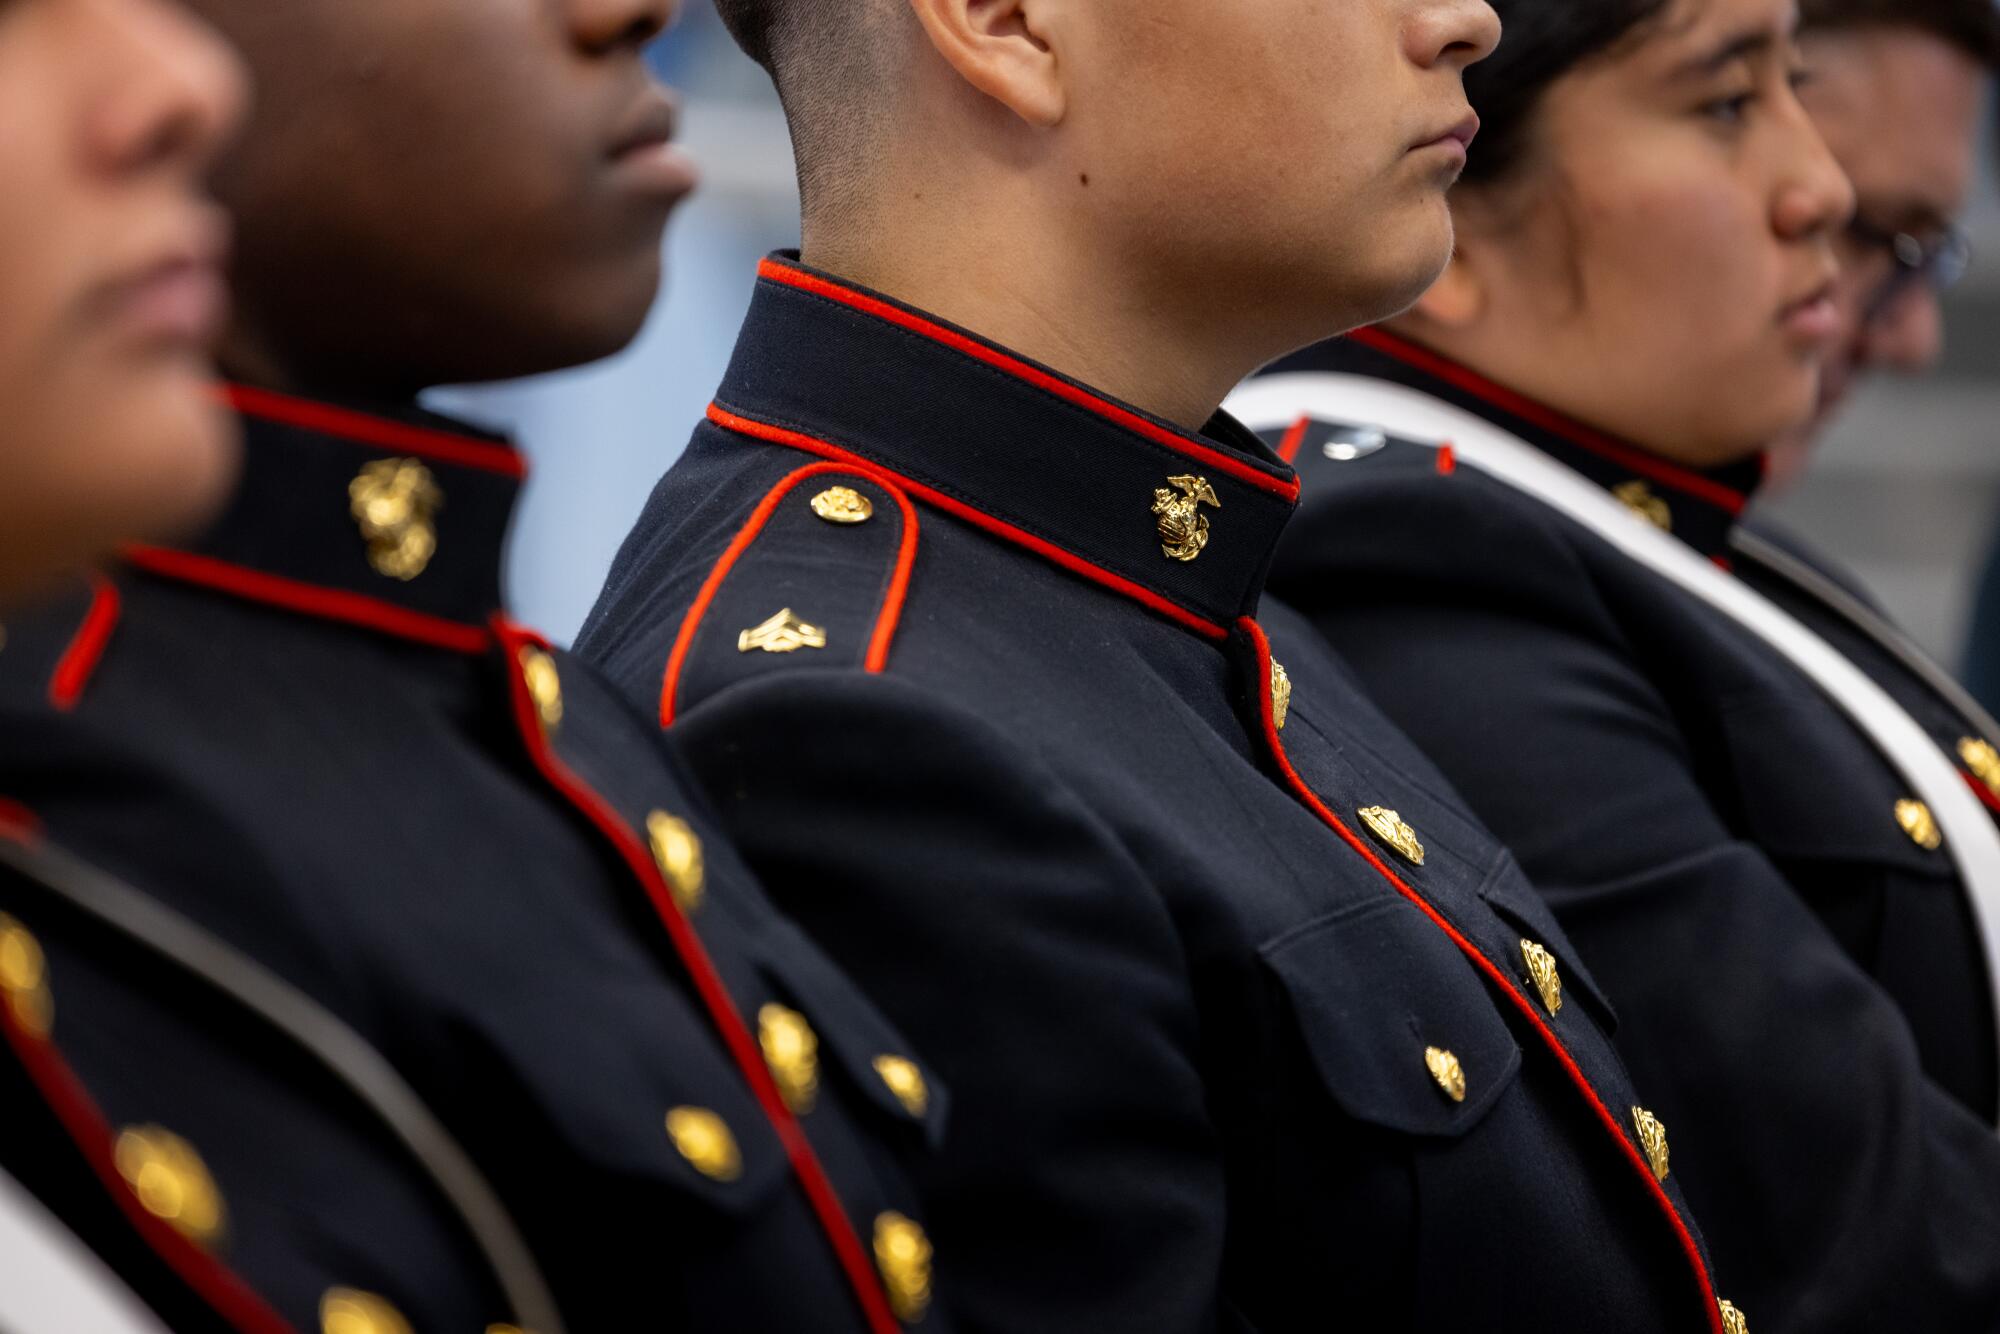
[1702,89,1757,125]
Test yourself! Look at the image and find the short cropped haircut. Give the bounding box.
[1800,0,2000,69]
[712,0,898,221]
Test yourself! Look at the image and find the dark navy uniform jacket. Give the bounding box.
[580,254,1749,1334]
[1247,328,2000,1334]
[0,386,947,1334]
[1732,517,2000,843]
[0,824,510,1334]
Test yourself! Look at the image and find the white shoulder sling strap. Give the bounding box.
[0,1165,172,1334]
[1229,370,2000,1108]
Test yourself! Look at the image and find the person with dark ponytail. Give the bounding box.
[1228,0,2000,1327]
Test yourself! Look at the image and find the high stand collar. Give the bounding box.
[1273,328,1766,563]
[122,383,526,653]
[708,254,1303,640]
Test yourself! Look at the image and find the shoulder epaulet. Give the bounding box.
[1255,416,1452,480]
[0,574,122,715]
[659,463,919,726]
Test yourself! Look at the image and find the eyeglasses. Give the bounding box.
[1846,216,1973,322]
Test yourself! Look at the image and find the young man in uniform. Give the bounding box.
[0,1,946,1330]
[583,1,1752,1330]
[1771,0,1997,482]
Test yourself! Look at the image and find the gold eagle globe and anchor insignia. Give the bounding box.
[349,458,444,581]
[1612,480,1673,533]
[1152,474,1221,563]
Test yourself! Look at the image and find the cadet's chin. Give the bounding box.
[1334,203,1457,336]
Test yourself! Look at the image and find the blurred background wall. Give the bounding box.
[450,3,2000,680]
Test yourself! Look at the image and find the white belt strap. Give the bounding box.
[0,1165,171,1334]
[1229,371,2000,1106]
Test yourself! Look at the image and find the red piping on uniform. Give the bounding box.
[1964,770,2000,817]
[1276,417,1310,465]
[0,798,41,844]
[708,403,1231,643]
[757,259,1302,503]
[660,462,920,727]
[121,546,492,655]
[48,575,121,712]
[1435,444,1457,477]
[220,383,526,479]
[490,619,903,1334]
[0,987,291,1333]
[1350,327,1749,517]
[1238,615,1726,1334]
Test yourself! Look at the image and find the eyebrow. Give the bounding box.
[1671,28,1781,79]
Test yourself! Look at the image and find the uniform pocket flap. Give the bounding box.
[1477,857,1620,1035]
[756,930,949,1147]
[456,985,791,1217]
[1262,897,1521,1137]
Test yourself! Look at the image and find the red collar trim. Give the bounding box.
[1349,327,1751,517]
[219,383,526,480]
[708,402,1232,641]
[120,545,493,654]
[758,258,1300,503]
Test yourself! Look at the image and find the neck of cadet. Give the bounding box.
[800,182,1292,436]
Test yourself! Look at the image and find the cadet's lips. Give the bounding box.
[608,84,699,202]
[94,207,232,352]
[1412,112,1481,158]
[1779,277,1841,346]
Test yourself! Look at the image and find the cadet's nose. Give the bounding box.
[567,0,678,54]
[1407,0,1504,71]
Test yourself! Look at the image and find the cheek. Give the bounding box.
[1578,173,1771,337]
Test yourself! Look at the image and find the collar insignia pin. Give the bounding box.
[350,458,443,581]
[1153,474,1221,563]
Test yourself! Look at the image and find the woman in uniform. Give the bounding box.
[1225,0,2000,1329]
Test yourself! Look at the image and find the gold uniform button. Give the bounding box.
[759,1003,820,1114]
[1519,938,1563,1018]
[349,458,442,582]
[320,1288,413,1334]
[0,914,54,1038]
[1896,798,1943,851]
[114,1125,226,1246]
[872,1054,930,1118]
[517,646,563,730]
[1631,1106,1670,1182]
[1424,1046,1467,1103]
[666,1106,742,1182]
[1269,660,1293,731]
[646,810,705,913]
[874,1211,933,1323]
[1718,1299,1749,1334]
[1152,474,1220,563]
[738,607,829,654]
[1960,737,2000,798]
[811,486,874,525]
[1357,806,1426,867]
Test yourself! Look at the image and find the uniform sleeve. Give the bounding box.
[1300,581,2000,1334]
[672,671,1231,1334]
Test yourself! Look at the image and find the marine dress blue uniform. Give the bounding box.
[0,386,947,1334]
[580,254,1751,1334]
[1230,327,2000,1334]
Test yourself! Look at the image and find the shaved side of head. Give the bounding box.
[713,0,907,229]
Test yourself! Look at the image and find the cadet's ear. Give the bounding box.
[904,0,1066,128]
[1407,244,1484,328]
